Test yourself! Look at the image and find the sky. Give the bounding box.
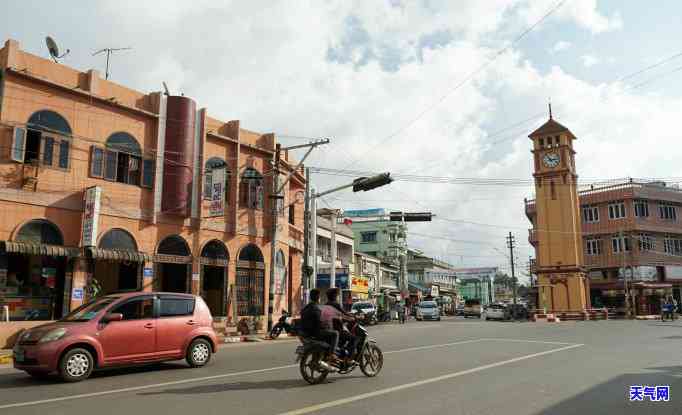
[2,0,681,281]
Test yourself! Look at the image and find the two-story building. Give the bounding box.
[526,179,682,315]
[0,39,305,344]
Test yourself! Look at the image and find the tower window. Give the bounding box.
[539,138,544,147]
[634,200,649,218]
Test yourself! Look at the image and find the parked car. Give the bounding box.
[482,304,510,321]
[463,299,482,318]
[350,302,378,325]
[416,301,441,321]
[13,292,218,382]
[455,304,465,316]
[506,303,529,320]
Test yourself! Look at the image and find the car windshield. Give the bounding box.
[352,303,373,310]
[420,302,436,308]
[60,296,120,322]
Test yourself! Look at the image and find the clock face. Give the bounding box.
[542,152,560,168]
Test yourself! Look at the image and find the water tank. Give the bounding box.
[162,96,196,216]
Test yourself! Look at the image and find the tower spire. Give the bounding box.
[548,99,553,119]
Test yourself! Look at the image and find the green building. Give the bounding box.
[342,209,408,266]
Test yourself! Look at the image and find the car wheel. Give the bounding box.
[186,338,212,368]
[58,348,94,382]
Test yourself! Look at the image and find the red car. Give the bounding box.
[13,292,218,382]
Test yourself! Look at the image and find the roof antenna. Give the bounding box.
[45,36,70,63]
[548,98,553,120]
[92,47,132,80]
[162,81,171,96]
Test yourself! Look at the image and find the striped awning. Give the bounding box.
[4,241,80,258]
[88,247,153,263]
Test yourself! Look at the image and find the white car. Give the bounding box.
[416,301,441,321]
[482,304,509,321]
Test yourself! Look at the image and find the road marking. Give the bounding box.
[479,338,577,346]
[0,364,298,410]
[384,338,486,354]
[277,343,584,415]
[0,338,486,409]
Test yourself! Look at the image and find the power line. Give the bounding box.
[340,0,568,171]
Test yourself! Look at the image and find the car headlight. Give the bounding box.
[38,328,67,343]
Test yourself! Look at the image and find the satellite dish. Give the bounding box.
[45,36,70,62]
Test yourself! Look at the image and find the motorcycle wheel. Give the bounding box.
[360,343,383,377]
[270,326,282,339]
[299,350,329,385]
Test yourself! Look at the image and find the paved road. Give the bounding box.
[1,318,680,415]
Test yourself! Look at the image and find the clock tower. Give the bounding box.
[529,106,589,314]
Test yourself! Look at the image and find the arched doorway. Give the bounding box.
[200,240,229,316]
[156,235,191,293]
[236,244,265,316]
[93,229,142,294]
[5,219,68,320]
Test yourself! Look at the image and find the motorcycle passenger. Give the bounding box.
[324,288,358,363]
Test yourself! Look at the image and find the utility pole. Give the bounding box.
[507,232,518,319]
[268,139,329,332]
[620,229,631,319]
[302,168,312,302]
[329,209,339,288]
[267,144,282,333]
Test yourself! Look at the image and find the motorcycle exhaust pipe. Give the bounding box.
[317,360,337,373]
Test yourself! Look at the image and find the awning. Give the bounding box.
[88,247,153,263]
[4,241,80,258]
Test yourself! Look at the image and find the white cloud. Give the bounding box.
[581,54,600,67]
[3,1,677,273]
[550,40,572,53]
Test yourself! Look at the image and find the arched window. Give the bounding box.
[16,219,64,245]
[203,157,229,202]
[201,239,229,260]
[99,229,138,251]
[240,168,264,210]
[157,235,191,257]
[90,132,154,188]
[12,110,72,169]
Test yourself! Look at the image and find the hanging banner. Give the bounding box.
[209,167,226,216]
[81,186,102,247]
[431,284,440,297]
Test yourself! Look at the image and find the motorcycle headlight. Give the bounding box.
[38,328,67,343]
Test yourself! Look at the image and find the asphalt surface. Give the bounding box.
[0,317,680,415]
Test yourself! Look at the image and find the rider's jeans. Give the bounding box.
[318,329,339,354]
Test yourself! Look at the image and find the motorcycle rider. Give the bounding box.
[324,288,359,363]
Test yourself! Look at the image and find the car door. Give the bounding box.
[98,295,157,364]
[155,295,197,357]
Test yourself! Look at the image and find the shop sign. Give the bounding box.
[665,265,682,280]
[72,288,84,300]
[343,208,385,218]
[431,284,440,297]
[209,167,226,216]
[81,186,102,247]
[351,275,369,293]
[143,267,153,278]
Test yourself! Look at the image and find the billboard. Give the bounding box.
[81,186,102,247]
[209,167,226,216]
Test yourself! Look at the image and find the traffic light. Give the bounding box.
[403,212,432,222]
[352,173,393,192]
[390,211,403,221]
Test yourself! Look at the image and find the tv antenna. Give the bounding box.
[45,36,70,63]
[92,47,132,80]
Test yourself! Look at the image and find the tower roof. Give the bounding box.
[528,118,575,139]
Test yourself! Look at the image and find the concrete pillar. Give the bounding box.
[70,257,89,310]
[86,69,101,95]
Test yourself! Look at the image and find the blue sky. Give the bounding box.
[1,1,681,276]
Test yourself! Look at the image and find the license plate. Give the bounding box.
[295,346,304,354]
[14,349,24,363]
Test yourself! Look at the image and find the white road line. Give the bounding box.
[479,338,577,346]
[0,364,297,410]
[0,338,486,410]
[277,343,585,415]
[384,338,486,354]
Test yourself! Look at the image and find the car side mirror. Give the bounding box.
[103,313,123,323]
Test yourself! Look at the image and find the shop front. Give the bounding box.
[89,228,151,294]
[1,219,79,321]
[155,235,192,293]
[591,280,673,316]
[200,240,229,317]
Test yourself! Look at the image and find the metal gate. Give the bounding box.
[236,261,265,316]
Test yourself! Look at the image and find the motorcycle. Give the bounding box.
[270,310,296,339]
[295,318,384,385]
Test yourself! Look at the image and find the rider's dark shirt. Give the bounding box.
[300,303,321,337]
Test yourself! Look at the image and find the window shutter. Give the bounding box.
[11,126,26,162]
[90,146,104,178]
[58,139,70,169]
[203,170,213,200]
[104,150,118,181]
[142,158,155,188]
[41,136,55,166]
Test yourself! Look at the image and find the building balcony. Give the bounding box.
[528,228,538,246]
